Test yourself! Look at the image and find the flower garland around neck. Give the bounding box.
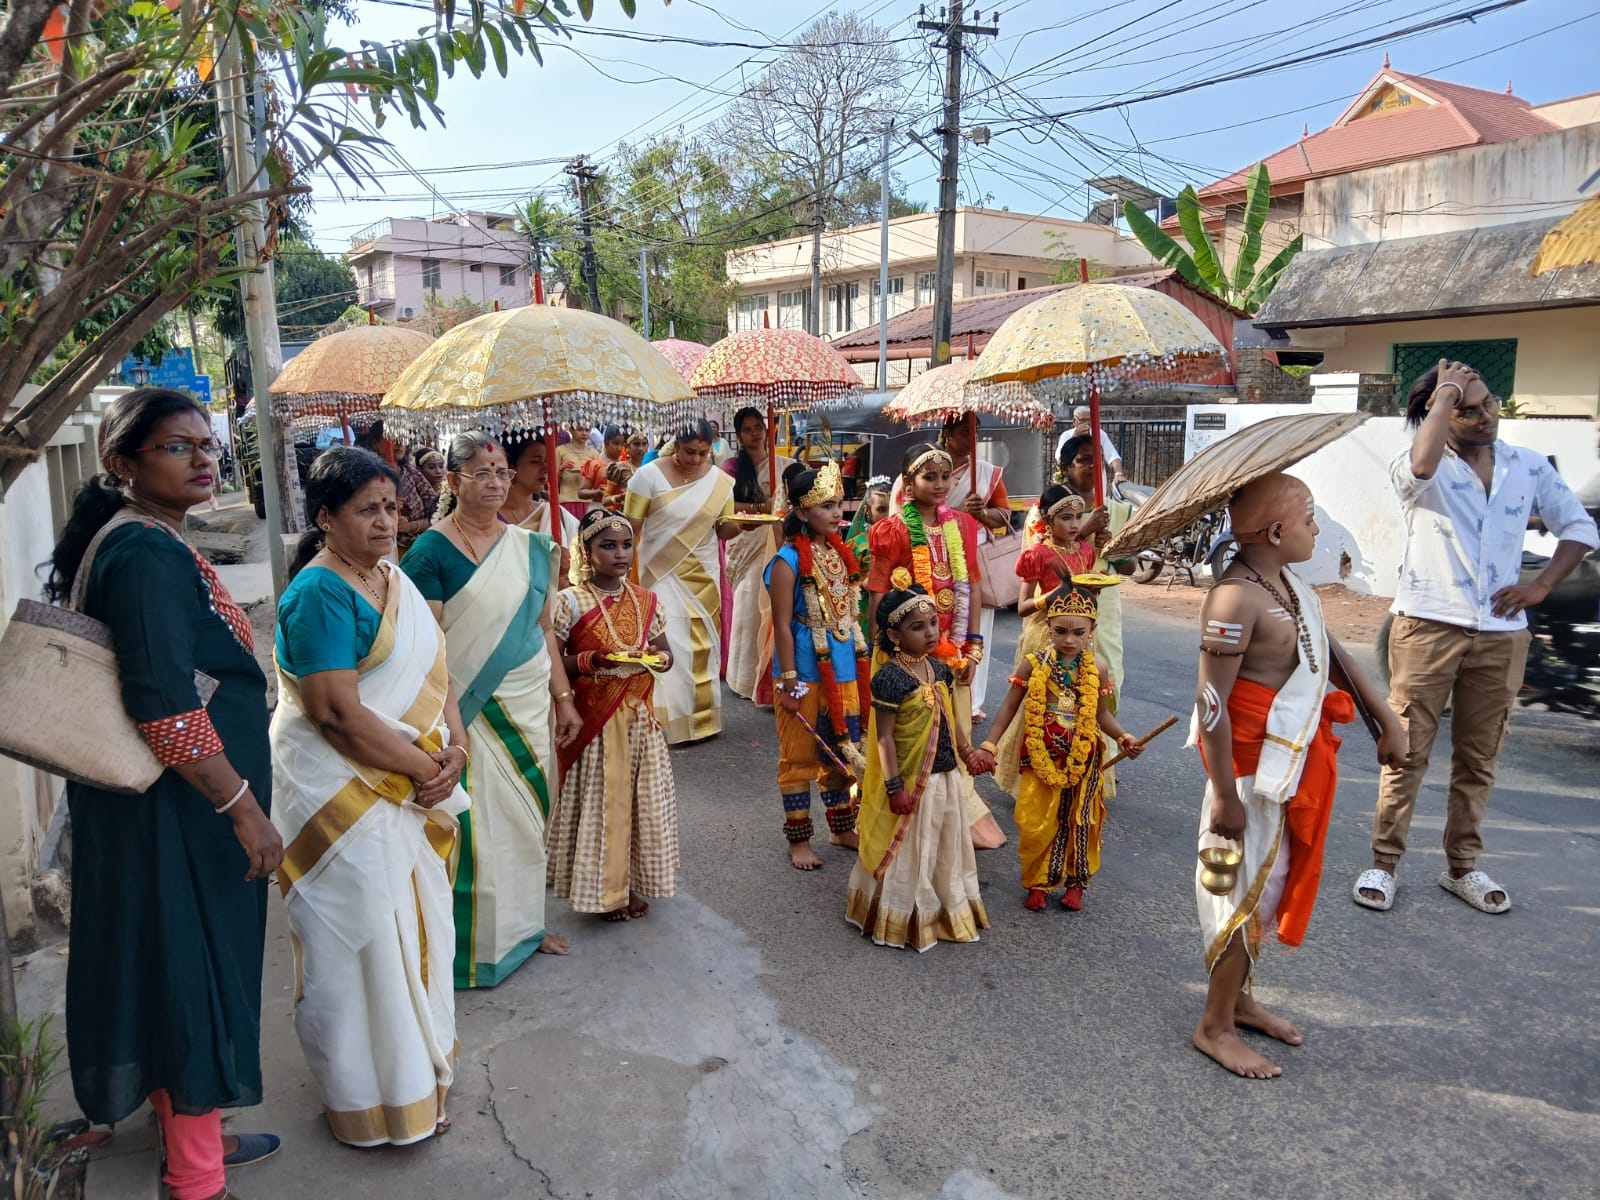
[793,530,870,769]
[1024,648,1099,791]
[898,500,970,664]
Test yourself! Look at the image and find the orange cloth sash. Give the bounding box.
[1204,677,1354,948]
[558,585,659,774]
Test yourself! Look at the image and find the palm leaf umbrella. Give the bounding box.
[968,284,1228,504]
[382,305,697,546]
[1101,411,1370,559]
[689,327,864,487]
[268,324,434,430]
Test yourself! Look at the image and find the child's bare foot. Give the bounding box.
[828,829,859,850]
[1024,888,1048,911]
[626,893,650,918]
[1060,884,1084,911]
[600,907,629,922]
[537,933,571,955]
[970,812,1006,849]
[1192,1023,1283,1078]
[1234,993,1302,1045]
[788,841,824,870]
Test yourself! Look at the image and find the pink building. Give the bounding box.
[348,211,531,320]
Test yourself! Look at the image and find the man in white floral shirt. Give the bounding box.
[1353,361,1597,916]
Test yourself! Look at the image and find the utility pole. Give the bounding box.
[215,22,288,596]
[809,192,824,336]
[878,122,892,390]
[639,247,650,337]
[919,2,997,367]
[566,156,603,315]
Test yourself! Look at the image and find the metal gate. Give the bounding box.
[1104,419,1186,486]
[1391,338,1518,403]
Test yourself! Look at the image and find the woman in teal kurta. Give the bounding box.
[48,390,282,1200]
[275,566,384,673]
[400,430,581,986]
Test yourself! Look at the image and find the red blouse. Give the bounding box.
[1016,540,1096,585]
[866,509,985,594]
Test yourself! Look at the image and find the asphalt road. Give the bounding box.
[232,600,1598,1200]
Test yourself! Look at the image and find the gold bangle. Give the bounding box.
[779,670,799,681]
[454,743,471,767]
[980,740,998,754]
[552,689,575,703]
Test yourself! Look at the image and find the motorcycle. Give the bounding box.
[1114,481,1234,586]
[1376,507,1600,721]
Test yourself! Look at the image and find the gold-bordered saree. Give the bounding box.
[270,567,464,1147]
[624,462,735,743]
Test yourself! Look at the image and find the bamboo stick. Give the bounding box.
[1102,715,1179,769]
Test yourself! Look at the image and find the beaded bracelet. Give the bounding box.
[885,775,905,794]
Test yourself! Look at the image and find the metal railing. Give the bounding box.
[1104,419,1186,486]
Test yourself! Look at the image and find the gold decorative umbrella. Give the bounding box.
[1101,411,1370,559]
[882,358,1052,429]
[968,283,1229,505]
[382,305,697,545]
[1530,196,1600,275]
[268,324,434,429]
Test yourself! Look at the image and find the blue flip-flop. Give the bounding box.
[223,1133,281,1167]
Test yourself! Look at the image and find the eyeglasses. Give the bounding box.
[460,468,514,483]
[1450,395,1501,422]
[132,439,222,459]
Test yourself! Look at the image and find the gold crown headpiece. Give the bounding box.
[1045,586,1098,621]
[798,460,844,508]
[580,514,631,545]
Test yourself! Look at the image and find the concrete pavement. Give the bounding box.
[81,602,1598,1199]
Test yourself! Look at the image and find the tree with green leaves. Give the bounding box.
[0,0,653,490]
[1121,162,1303,314]
[272,242,359,339]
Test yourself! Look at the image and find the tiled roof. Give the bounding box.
[1254,214,1600,329]
[1196,70,1557,202]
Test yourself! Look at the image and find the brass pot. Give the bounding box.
[1198,846,1243,896]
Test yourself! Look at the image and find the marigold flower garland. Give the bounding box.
[894,501,971,664]
[793,530,871,755]
[1024,649,1099,790]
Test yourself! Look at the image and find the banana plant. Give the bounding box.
[1122,161,1303,314]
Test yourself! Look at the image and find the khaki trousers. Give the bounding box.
[1372,616,1530,871]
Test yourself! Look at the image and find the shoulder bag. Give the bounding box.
[0,512,217,793]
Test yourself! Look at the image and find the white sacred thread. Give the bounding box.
[1265,606,1292,623]
[1199,683,1222,732]
[1202,619,1243,645]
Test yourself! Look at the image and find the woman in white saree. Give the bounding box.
[722,406,795,707]
[625,418,745,743]
[401,432,581,988]
[271,448,470,1147]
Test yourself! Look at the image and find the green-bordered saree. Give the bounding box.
[400,525,557,988]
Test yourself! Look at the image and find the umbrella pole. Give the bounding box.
[1088,374,1106,508]
[966,411,980,506]
[767,402,776,505]
[544,398,562,549]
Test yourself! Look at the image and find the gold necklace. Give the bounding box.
[326,545,387,608]
[892,650,937,708]
[450,510,494,564]
[587,579,644,652]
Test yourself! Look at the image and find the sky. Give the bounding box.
[305,0,1599,255]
